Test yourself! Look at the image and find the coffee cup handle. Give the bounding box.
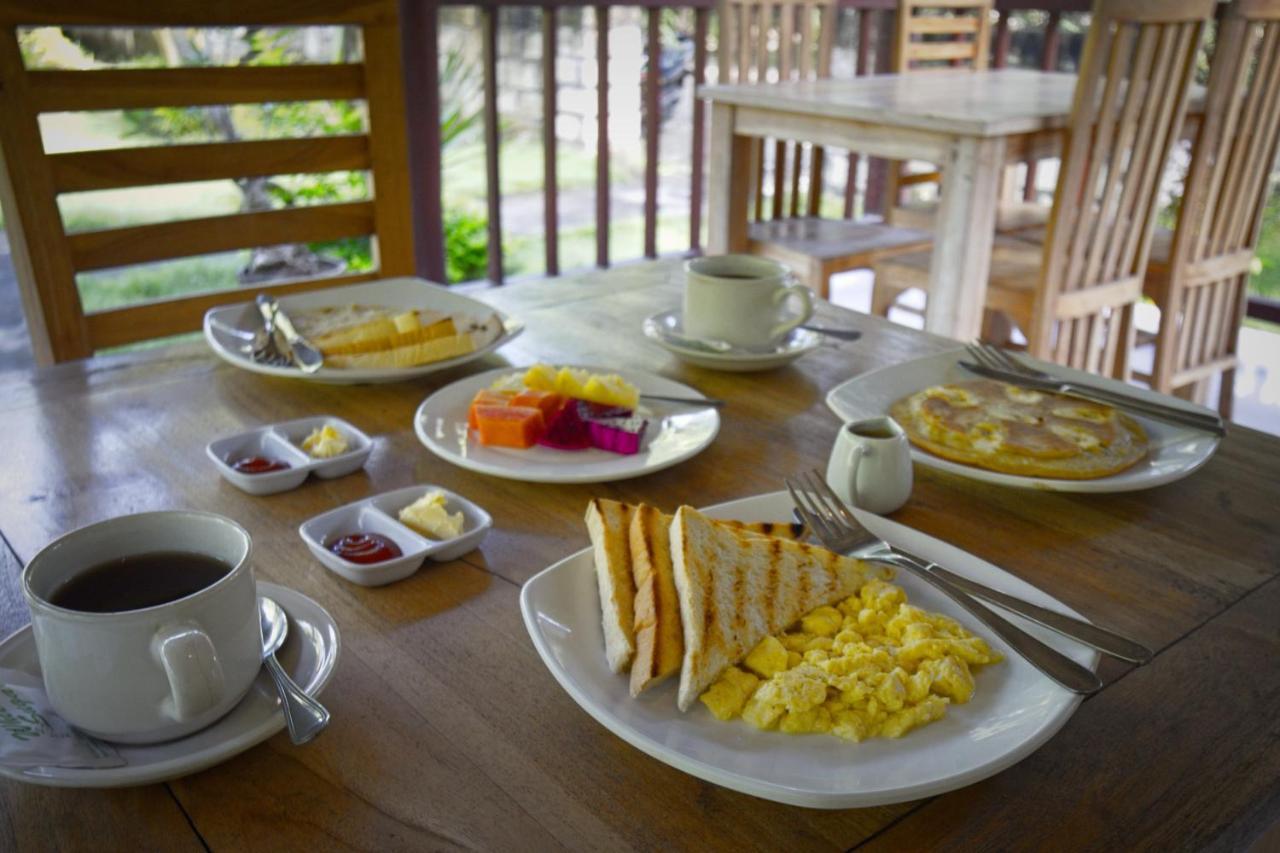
[769,279,814,341]
[152,622,226,722]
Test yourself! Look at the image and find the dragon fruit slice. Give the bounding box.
[536,398,592,450]
[588,415,648,455]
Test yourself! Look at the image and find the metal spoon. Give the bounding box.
[259,597,330,745]
[801,324,862,342]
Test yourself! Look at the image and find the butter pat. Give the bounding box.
[301,424,349,458]
[398,490,465,540]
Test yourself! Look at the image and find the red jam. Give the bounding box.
[231,456,291,474]
[328,533,402,564]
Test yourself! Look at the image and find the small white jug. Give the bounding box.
[825,416,913,515]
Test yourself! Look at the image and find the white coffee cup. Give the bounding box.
[825,417,913,515]
[683,255,814,348]
[22,511,261,744]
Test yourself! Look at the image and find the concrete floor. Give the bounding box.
[1,238,1277,437]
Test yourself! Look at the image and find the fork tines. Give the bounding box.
[785,470,871,554]
[965,341,1032,375]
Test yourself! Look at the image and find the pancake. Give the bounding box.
[889,379,1148,479]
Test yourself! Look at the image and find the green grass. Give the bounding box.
[1250,190,1280,300]
[504,213,693,278]
[77,253,248,313]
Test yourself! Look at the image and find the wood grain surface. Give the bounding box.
[0,259,1275,851]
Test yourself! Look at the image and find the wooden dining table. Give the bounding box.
[702,69,1205,344]
[0,260,1277,850]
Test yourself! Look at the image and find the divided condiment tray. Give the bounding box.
[206,416,374,495]
[298,485,492,586]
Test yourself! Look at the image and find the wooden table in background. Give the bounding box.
[703,70,1090,341]
[0,260,1277,851]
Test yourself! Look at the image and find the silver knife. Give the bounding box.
[257,294,324,373]
[958,360,1225,436]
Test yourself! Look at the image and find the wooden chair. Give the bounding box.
[871,0,1214,379]
[885,0,1050,235]
[1135,0,1280,417]
[0,0,414,365]
[723,0,933,297]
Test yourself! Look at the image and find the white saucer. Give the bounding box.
[0,582,340,788]
[642,309,822,371]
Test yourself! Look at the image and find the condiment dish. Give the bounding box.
[298,485,491,586]
[207,416,373,495]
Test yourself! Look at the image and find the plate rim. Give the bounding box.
[413,364,721,484]
[642,308,822,364]
[202,277,523,384]
[519,490,1090,808]
[0,581,340,788]
[824,347,1221,493]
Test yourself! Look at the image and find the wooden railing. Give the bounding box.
[398,0,1094,285]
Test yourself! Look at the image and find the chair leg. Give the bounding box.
[980,310,1017,347]
[809,259,831,301]
[870,274,902,318]
[1218,367,1235,420]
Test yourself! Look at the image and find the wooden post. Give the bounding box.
[542,5,559,276]
[689,7,709,253]
[864,8,894,216]
[643,8,661,258]
[482,6,503,283]
[397,0,446,283]
[1024,11,1062,203]
[596,4,610,268]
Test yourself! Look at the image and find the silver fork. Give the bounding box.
[786,470,1105,694]
[251,299,294,368]
[965,342,1225,434]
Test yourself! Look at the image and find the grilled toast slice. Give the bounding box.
[628,508,804,697]
[670,506,877,711]
[586,498,638,673]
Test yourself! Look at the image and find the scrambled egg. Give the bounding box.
[301,424,349,458]
[398,490,465,539]
[700,580,1002,742]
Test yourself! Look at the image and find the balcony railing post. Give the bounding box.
[482,4,503,283]
[398,0,446,284]
[690,6,709,254]
[864,7,894,216]
[1024,10,1061,203]
[643,7,661,258]
[596,4,610,268]
[542,5,559,276]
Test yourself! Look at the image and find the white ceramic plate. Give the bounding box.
[826,348,1221,492]
[203,277,523,384]
[642,309,822,372]
[520,491,1095,809]
[0,582,339,788]
[414,366,720,484]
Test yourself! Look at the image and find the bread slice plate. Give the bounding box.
[826,347,1221,493]
[519,490,1095,809]
[203,277,523,385]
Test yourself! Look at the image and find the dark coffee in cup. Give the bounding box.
[48,551,231,614]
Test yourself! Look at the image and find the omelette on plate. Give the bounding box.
[889,379,1148,479]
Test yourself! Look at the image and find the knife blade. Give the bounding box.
[958,360,1225,436]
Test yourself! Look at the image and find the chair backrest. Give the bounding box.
[1030,0,1214,376]
[717,0,836,220]
[0,0,414,365]
[1153,0,1280,398]
[893,0,993,73]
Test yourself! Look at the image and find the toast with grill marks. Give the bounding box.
[586,498,638,673]
[670,506,877,712]
[628,507,804,697]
